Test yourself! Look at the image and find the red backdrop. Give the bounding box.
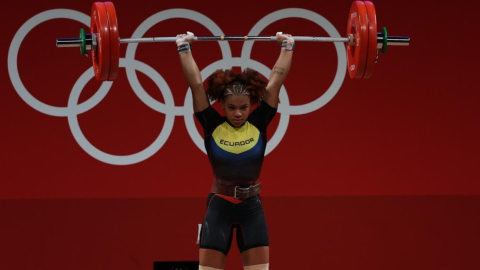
[1,0,479,269]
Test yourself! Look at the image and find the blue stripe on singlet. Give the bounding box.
[210,134,263,163]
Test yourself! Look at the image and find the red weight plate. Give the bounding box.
[104,2,120,81]
[91,2,110,81]
[346,1,368,79]
[363,1,377,79]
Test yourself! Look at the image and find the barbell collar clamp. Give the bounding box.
[376,35,410,48]
[57,34,97,51]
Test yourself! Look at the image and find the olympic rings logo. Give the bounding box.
[8,8,346,165]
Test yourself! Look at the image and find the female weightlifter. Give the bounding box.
[176,31,294,270]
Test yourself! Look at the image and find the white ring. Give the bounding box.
[241,8,346,115]
[183,57,290,156]
[67,59,175,165]
[124,9,233,116]
[7,9,113,117]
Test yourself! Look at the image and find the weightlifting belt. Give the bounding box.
[215,182,262,199]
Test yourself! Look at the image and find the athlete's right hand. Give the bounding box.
[176,31,195,45]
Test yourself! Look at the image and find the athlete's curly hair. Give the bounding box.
[205,68,266,104]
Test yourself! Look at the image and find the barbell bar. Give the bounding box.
[56,1,410,81]
[57,35,409,48]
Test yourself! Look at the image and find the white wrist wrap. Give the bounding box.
[281,40,295,51]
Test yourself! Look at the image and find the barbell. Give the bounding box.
[56,1,410,81]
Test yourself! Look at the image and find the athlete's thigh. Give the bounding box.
[200,195,234,255]
[199,248,227,269]
[236,195,269,252]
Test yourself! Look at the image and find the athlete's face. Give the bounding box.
[222,95,251,127]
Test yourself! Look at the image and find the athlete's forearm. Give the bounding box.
[267,49,293,91]
[179,52,203,90]
[178,50,209,112]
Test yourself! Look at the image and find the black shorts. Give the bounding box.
[199,193,269,255]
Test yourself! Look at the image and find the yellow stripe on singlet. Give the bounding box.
[212,121,260,154]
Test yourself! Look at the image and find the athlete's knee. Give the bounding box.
[244,263,269,270]
[199,266,223,270]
